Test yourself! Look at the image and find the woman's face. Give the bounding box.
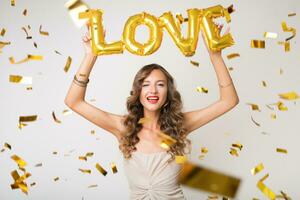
[139,69,168,112]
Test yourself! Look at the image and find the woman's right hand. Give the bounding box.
[82,25,106,56]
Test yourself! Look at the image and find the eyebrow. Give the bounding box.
[143,80,166,83]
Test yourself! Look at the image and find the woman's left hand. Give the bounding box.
[201,23,230,57]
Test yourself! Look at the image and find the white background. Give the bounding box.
[1,0,299,199]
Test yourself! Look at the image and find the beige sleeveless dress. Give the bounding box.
[123,150,187,200]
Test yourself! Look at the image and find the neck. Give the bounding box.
[143,109,160,130]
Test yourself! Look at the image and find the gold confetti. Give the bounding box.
[90,130,95,134]
[64,56,72,72]
[251,116,260,127]
[157,131,177,150]
[23,9,27,16]
[226,53,240,59]
[52,111,62,124]
[79,169,91,174]
[19,115,37,122]
[9,75,32,85]
[263,32,277,39]
[251,40,265,49]
[190,60,199,67]
[201,147,208,154]
[11,155,27,168]
[110,162,118,173]
[276,148,288,154]
[0,28,6,36]
[34,163,42,167]
[277,101,288,111]
[179,162,240,198]
[10,170,31,194]
[54,177,59,181]
[282,22,296,41]
[251,163,264,175]
[257,174,276,200]
[65,0,90,28]
[21,27,32,39]
[277,41,290,52]
[271,113,276,119]
[232,143,243,151]
[247,103,261,111]
[4,142,12,150]
[288,13,296,17]
[279,91,299,100]
[196,87,208,93]
[62,109,72,115]
[30,182,36,187]
[229,148,239,156]
[11,0,15,6]
[39,25,49,36]
[86,152,94,157]
[54,50,62,55]
[95,163,107,176]
[175,13,188,24]
[262,81,267,87]
[53,151,58,155]
[9,54,43,64]
[175,155,187,164]
[88,184,98,188]
[138,117,151,124]
[78,156,87,161]
[278,190,291,200]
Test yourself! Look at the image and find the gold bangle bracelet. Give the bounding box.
[74,75,89,84]
[73,79,87,87]
[219,82,233,88]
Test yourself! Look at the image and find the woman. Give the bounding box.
[64,23,239,199]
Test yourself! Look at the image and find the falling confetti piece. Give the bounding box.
[247,103,261,111]
[277,41,290,52]
[110,162,118,173]
[179,161,240,198]
[65,0,90,28]
[227,53,240,59]
[175,13,188,24]
[251,163,264,175]
[78,156,87,161]
[64,56,72,72]
[281,22,296,41]
[288,13,296,17]
[34,163,42,167]
[90,130,95,134]
[262,81,267,87]
[79,169,91,174]
[0,28,6,36]
[19,115,37,122]
[190,60,199,67]
[201,147,208,154]
[95,163,107,176]
[196,87,208,93]
[10,170,31,194]
[276,148,288,154]
[232,143,243,151]
[23,9,27,16]
[52,111,62,124]
[279,91,299,100]
[9,54,43,64]
[54,177,59,181]
[39,25,49,36]
[271,113,276,119]
[251,116,260,127]
[11,0,15,6]
[263,32,277,39]
[11,155,27,168]
[157,131,177,150]
[86,152,94,157]
[9,75,32,85]
[277,101,288,111]
[21,27,32,39]
[30,182,36,187]
[257,174,276,200]
[229,148,239,156]
[88,184,98,188]
[4,142,12,150]
[251,40,265,49]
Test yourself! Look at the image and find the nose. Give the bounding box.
[149,84,157,94]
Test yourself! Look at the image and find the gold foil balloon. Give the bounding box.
[79,9,123,55]
[122,12,163,56]
[159,9,202,57]
[200,5,234,52]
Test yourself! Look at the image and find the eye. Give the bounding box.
[158,83,165,87]
[142,84,149,87]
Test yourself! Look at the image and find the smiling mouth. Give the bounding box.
[147,96,159,104]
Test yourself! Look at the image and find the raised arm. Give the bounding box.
[184,24,239,135]
[64,30,126,141]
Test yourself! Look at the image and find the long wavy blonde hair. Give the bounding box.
[119,63,191,160]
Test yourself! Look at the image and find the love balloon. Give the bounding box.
[79,5,235,56]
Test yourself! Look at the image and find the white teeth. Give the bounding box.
[147,97,159,100]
